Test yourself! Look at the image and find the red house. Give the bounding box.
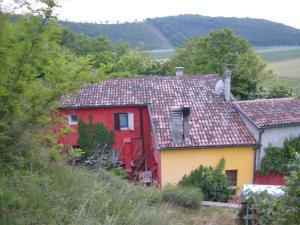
[58,73,258,189]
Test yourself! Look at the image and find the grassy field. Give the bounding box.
[0,164,237,225]
[149,46,300,90]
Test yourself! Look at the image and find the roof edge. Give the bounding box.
[160,143,258,151]
[59,103,148,110]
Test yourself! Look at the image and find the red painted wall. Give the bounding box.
[58,106,158,180]
[254,172,286,185]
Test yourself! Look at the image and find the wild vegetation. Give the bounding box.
[0,2,237,224]
[237,156,300,225]
[60,15,300,49]
[260,136,300,175]
[178,158,234,202]
[169,29,272,99]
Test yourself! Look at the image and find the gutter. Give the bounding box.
[59,103,148,110]
[160,143,258,151]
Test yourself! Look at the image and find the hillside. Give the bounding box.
[60,14,300,49]
[0,164,237,225]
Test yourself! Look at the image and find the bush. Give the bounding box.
[249,86,295,100]
[260,136,300,175]
[179,158,233,202]
[162,185,203,208]
[237,191,283,225]
[111,166,127,179]
[78,116,114,159]
[238,156,300,225]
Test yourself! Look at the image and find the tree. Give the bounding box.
[169,29,272,99]
[77,116,115,159]
[0,1,94,161]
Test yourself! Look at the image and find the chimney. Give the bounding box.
[175,67,184,76]
[224,69,232,102]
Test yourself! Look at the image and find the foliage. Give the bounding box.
[60,15,300,49]
[61,30,166,77]
[238,156,300,225]
[0,164,169,225]
[281,155,300,224]
[77,117,114,159]
[178,158,234,202]
[249,85,295,99]
[111,166,128,179]
[162,185,203,209]
[64,145,85,164]
[237,191,283,225]
[169,29,272,99]
[260,136,300,175]
[0,2,93,163]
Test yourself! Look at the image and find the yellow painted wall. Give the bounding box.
[160,147,255,190]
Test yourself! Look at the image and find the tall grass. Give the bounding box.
[0,164,167,225]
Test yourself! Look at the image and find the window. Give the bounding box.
[225,170,237,186]
[68,114,78,125]
[114,113,134,130]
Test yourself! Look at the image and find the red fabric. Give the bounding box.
[254,172,286,185]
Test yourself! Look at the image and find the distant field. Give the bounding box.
[149,46,300,62]
[149,46,300,90]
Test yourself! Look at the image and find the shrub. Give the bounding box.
[78,116,114,159]
[238,156,300,225]
[237,191,283,225]
[111,166,128,179]
[248,86,295,100]
[260,136,300,175]
[178,158,233,202]
[162,185,203,208]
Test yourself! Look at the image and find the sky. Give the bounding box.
[2,0,300,29]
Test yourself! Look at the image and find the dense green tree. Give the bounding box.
[169,29,272,99]
[0,1,93,161]
[78,117,115,159]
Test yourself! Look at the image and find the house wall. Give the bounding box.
[160,147,255,190]
[59,106,157,177]
[237,111,300,171]
[260,125,300,155]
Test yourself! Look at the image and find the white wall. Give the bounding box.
[236,111,300,170]
[259,125,300,158]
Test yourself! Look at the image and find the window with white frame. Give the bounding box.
[68,114,78,125]
[114,112,134,130]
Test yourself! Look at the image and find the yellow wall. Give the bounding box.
[160,147,255,190]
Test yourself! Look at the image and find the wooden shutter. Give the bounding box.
[128,113,134,130]
[114,113,120,130]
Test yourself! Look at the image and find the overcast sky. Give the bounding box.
[3,0,300,29]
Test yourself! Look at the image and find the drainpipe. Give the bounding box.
[253,129,264,183]
[139,106,145,169]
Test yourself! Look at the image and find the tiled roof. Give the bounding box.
[61,75,257,148]
[234,98,300,128]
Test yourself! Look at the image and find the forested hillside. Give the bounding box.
[60,14,300,49]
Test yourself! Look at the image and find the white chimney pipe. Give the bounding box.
[224,69,232,102]
[175,67,184,76]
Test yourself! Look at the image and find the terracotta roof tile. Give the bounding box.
[61,75,257,148]
[234,98,300,128]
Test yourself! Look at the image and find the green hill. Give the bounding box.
[60,14,300,49]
